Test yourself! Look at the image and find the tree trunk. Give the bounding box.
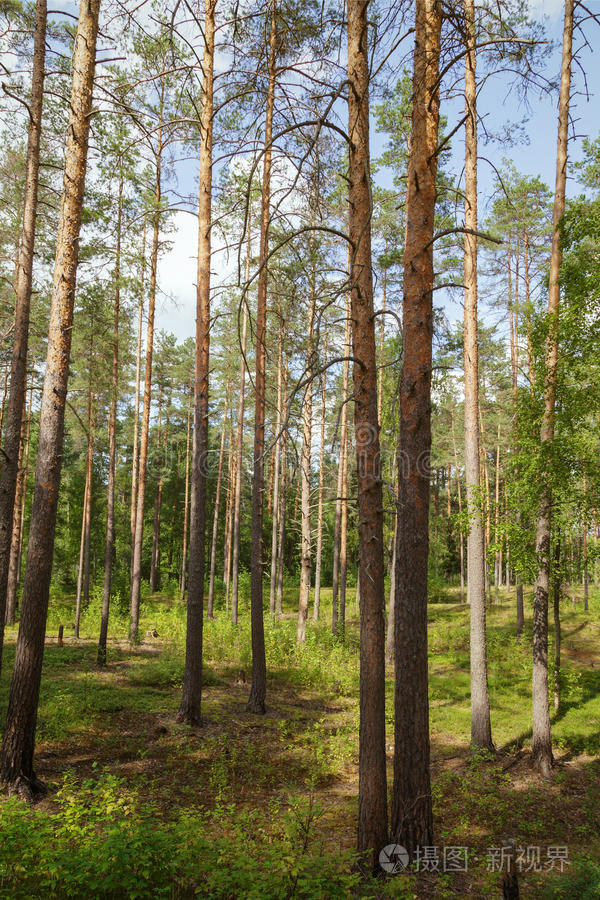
[332,291,350,635]
[313,332,327,621]
[5,389,30,626]
[269,307,283,616]
[553,538,561,711]
[385,505,397,665]
[0,0,100,793]
[494,426,501,601]
[532,0,573,778]
[0,0,47,672]
[178,0,215,726]
[247,0,276,715]
[276,363,288,616]
[463,0,493,752]
[392,0,441,857]
[129,88,164,644]
[75,391,94,639]
[207,424,226,618]
[451,406,465,604]
[297,260,316,642]
[98,175,122,666]
[130,224,146,560]
[149,398,164,593]
[347,0,387,871]
[583,479,589,611]
[232,236,251,621]
[179,377,193,597]
[223,408,236,604]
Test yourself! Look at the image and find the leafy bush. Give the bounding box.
[0,773,360,899]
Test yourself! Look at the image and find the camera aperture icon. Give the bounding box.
[379,843,410,874]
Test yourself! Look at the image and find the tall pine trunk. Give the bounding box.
[0,0,47,671]
[463,0,493,752]
[531,0,573,777]
[392,0,441,857]
[0,0,100,793]
[247,0,277,715]
[178,0,215,726]
[347,0,387,870]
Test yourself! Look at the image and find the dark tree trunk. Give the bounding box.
[247,0,277,715]
[0,0,47,671]
[391,0,441,857]
[347,0,387,871]
[0,0,100,793]
[178,0,215,726]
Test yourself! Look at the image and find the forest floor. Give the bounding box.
[0,583,599,898]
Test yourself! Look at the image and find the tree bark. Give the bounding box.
[392,0,441,857]
[98,175,122,666]
[532,0,573,778]
[0,0,100,793]
[247,0,277,715]
[347,0,387,871]
[178,0,215,726]
[0,0,47,672]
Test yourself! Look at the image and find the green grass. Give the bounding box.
[1,581,600,897]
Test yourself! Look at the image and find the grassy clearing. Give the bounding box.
[0,583,599,898]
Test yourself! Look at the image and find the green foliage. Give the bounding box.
[0,773,359,899]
